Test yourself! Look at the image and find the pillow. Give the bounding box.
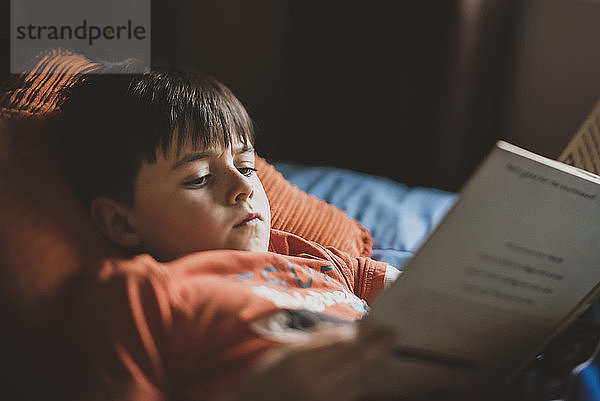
[273,162,457,269]
[0,51,118,314]
[0,50,373,312]
[0,117,122,311]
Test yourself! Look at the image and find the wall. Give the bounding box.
[506,0,600,159]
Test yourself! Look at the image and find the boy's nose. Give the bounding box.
[234,189,252,203]
[227,171,254,205]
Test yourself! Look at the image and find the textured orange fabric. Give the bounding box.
[66,229,386,400]
[0,49,98,117]
[0,50,373,313]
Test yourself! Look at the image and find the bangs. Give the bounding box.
[170,83,255,155]
[128,69,255,162]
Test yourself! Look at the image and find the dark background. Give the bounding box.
[2,0,600,192]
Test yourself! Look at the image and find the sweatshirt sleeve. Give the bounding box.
[67,256,174,401]
[320,245,388,304]
[269,229,387,303]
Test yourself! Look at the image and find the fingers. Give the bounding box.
[275,322,396,400]
[317,323,396,398]
[274,321,394,371]
[231,321,398,401]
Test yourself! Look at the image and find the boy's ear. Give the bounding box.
[90,197,142,249]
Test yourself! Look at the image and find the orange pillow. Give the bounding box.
[0,52,119,314]
[0,116,120,313]
[0,50,373,312]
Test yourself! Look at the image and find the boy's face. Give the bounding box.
[126,137,271,261]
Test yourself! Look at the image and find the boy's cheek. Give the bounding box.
[257,186,271,227]
[252,176,268,205]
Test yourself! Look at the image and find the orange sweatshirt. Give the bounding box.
[65,229,387,401]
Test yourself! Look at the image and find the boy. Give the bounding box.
[58,64,399,401]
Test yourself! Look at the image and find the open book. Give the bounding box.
[367,100,600,399]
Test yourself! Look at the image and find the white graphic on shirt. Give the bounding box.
[252,285,368,314]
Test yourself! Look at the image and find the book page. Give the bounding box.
[367,143,600,399]
[560,99,600,174]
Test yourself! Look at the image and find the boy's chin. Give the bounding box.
[227,225,270,253]
[229,233,270,253]
[232,239,269,253]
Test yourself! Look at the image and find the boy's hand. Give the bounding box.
[218,321,396,401]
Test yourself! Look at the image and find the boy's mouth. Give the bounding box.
[233,212,262,228]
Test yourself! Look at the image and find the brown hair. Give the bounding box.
[58,61,255,206]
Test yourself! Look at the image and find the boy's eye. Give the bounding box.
[238,167,258,177]
[183,175,211,187]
